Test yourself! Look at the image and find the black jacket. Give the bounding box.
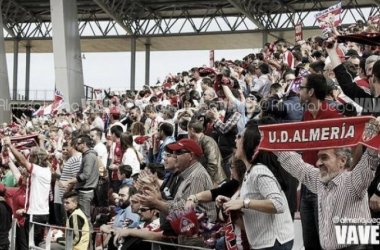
[0,200,12,246]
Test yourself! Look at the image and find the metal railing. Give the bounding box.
[8,219,17,250]
[10,85,96,101]
[10,89,55,101]
[27,219,211,250]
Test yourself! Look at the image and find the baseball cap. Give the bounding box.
[345,49,360,58]
[134,136,147,145]
[166,139,203,157]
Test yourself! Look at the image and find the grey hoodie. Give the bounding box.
[75,149,99,190]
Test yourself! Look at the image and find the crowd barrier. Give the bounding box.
[26,219,211,250]
[8,219,17,250]
[6,214,304,250]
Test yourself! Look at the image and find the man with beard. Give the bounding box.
[100,185,140,250]
[100,184,140,234]
[275,141,380,249]
[127,106,150,133]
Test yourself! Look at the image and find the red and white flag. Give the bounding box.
[315,2,342,37]
[33,89,64,117]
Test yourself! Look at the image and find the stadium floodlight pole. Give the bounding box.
[93,0,133,35]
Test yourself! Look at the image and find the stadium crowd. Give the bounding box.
[0,18,380,250]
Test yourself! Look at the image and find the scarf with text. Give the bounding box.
[258,116,380,151]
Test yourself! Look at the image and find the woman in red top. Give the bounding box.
[7,160,27,250]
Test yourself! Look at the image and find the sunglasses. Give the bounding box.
[138,207,151,213]
[174,150,191,156]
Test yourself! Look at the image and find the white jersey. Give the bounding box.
[25,164,52,215]
[94,142,108,168]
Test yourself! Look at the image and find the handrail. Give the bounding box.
[28,219,211,250]
[9,218,17,250]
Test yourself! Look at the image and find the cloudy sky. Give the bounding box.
[6,48,256,99]
[3,4,364,100]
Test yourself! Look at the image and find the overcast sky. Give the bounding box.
[3,5,364,100]
[5,49,256,99]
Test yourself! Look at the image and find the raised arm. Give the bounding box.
[350,149,379,199]
[222,85,238,103]
[276,151,320,194]
[4,137,32,172]
[8,160,21,182]
[325,38,371,99]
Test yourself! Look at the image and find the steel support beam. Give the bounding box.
[130,35,136,90]
[25,44,31,101]
[226,0,264,29]
[50,0,85,111]
[3,25,16,38]
[0,0,12,123]
[145,42,150,86]
[93,0,134,35]
[262,30,268,47]
[12,39,19,100]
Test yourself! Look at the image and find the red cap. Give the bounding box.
[166,139,203,157]
[134,136,147,145]
[163,82,172,89]
[110,106,120,115]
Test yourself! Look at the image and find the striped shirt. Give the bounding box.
[59,155,82,199]
[277,150,379,250]
[167,161,217,221]
[240,164,294,249]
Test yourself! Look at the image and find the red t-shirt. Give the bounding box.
[355,78,370,89]
[5,178,26,226]
[13,178,26,226]
[112,141,123,181]
[302,101,343,166]
[170,96,179,108]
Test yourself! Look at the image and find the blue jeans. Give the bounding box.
[300,185,321,250]
[256,240,294,250]
[215,236,225,250]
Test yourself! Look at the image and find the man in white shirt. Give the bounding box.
[89,108,104,131]
[4,138,51,247]
[90,127,108,167]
